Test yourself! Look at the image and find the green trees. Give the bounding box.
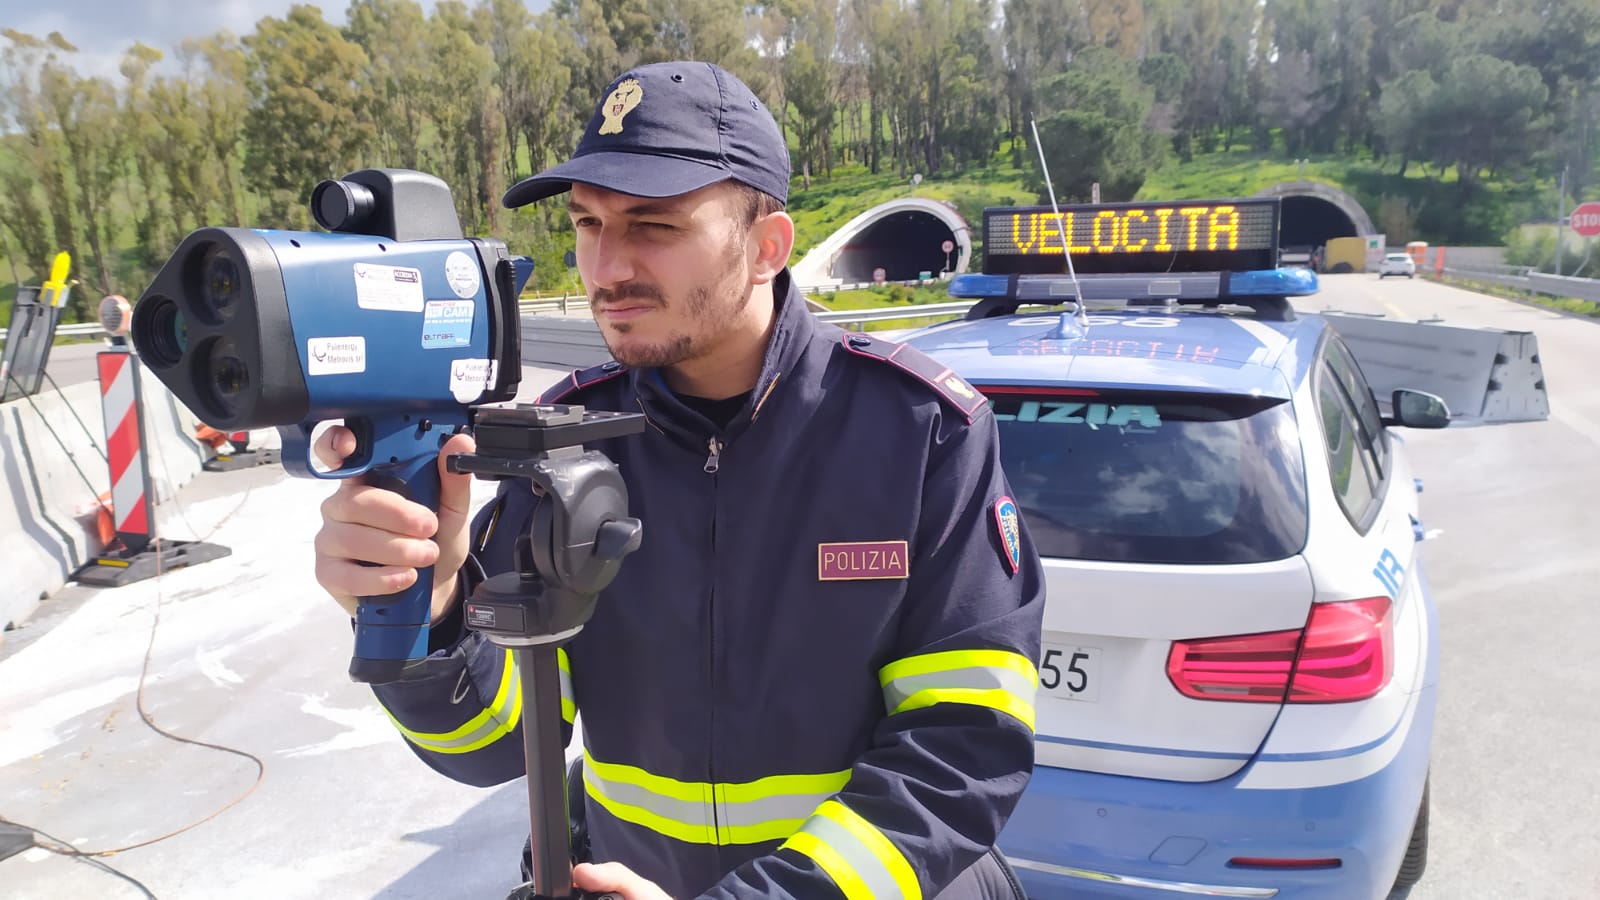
[0,30,118,317]
[347,0,431,172]
[243,6,377,229]
[1033,48,1167,202]
[417,2,498,234]
[0,0,1595,301]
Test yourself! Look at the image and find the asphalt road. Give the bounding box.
[1,275,1596,898]
[1298,274,1600,899]
[14,339,103,393]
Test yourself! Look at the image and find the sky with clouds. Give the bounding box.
[1,1,549,80]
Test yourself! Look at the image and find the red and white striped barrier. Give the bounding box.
[96,349,155,552]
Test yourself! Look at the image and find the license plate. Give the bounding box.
[1039,643,1100,703]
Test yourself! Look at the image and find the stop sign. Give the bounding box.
[1572,201,1600,238]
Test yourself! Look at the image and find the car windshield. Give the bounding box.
[989,389,1309,564]
[1386,254,1410,261]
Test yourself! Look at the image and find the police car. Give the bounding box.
[904,199,1446,900]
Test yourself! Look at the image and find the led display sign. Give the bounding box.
[982,199,1281,275]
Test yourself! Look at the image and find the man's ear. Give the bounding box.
[747,211,795,286]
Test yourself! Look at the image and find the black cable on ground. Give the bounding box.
[0,815,158,899]
[1,457,268,895]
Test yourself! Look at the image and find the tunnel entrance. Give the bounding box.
[831,211,958,283]
[1280,195,1359,251]
[1255,181,1375,270]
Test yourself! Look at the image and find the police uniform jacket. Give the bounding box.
[373,269,1046,899]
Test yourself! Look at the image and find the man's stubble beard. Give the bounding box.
[598,237,751,371]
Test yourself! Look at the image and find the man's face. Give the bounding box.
[567,181,755,371]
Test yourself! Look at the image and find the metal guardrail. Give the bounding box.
[1528,271,1600,304]
[1438,268,1532,292]
[802,278,946,294]
[520,294,979,331]
[2,299,582,342]
[14,262,1592,342]
[519,296,586,315]
[517,291,978,330]
[1441,266,1600,304]
[4,286,952,341]
[0,321,102,342]
[47,265,1594,343]
[811,301,977,329]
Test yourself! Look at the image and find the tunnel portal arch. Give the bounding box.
[1254,181,1376,255]
[791,198,971,289]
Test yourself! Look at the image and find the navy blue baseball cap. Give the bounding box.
[502,61,790,208]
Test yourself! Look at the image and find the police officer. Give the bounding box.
[313,61,1045,899]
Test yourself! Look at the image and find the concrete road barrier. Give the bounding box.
[1324,312,1550,423]
[1,360,211,634]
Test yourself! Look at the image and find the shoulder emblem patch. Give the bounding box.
[841,332,989,422]
[993,496,1022,576]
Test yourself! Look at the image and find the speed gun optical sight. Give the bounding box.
[130,169,533,685]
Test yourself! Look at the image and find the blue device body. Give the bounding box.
[258,229,529,680]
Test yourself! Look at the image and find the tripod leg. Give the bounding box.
[502,644,620,900]
[517,643,577,897]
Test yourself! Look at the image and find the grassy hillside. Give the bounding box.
[2,144,1567,334]
[785,159,1037,261]
[788,146,1551,258]
[1136,150,1546,246]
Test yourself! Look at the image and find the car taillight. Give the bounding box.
[1167,597,1393,704]
[1165,627,1301,703]
[1288,597,1393,702]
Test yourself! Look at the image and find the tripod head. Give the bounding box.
[449,403,643,900]
[451,403,644,644]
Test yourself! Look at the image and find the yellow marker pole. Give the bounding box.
[40,251,71,307]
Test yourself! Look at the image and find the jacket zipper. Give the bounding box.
[706,433,722,847]
[704,437,723,474]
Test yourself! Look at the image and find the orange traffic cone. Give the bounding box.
[194,424,229,450]
[94,491,116,546]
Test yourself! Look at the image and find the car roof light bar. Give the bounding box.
[956,269,1310,322]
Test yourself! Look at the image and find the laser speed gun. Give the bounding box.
[130,169,531,684]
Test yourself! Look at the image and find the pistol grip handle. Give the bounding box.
[349,452,443,684]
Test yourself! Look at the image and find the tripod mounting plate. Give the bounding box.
[457,404,644,470]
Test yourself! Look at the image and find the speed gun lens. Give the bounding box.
[133,297,188,367]
[202,337,251,421]
[202,247,241,320]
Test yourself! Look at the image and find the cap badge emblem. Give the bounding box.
[598,78,643,135]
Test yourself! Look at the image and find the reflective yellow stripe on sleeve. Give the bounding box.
[384,648,522,754]
[879,649,1038,732]
[781,799,923,900]
[582,751,850,845]
[557,648,575,725]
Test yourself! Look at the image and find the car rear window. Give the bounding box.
[988,389,1309,564]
